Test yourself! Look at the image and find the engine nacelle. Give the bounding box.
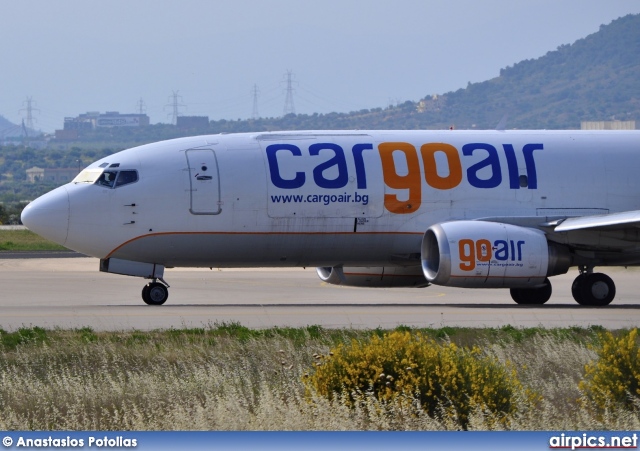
[316,266,428,288]
[421,221,570,288]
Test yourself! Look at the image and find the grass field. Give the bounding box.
[0,324,637,431]
[0,229,67,251]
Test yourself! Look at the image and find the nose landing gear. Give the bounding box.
[100,259,171,305]
[571,267,615,306]
[142,279,170,305]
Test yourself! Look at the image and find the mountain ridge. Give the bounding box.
[4,13,638,143]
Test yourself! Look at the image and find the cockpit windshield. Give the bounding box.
[73,168,104,184]
[73,168,138,188]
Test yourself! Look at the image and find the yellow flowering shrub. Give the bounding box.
[304,331,535,428]
[580,328,640,410]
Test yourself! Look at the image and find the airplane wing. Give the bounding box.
[480,210,640,233]
[552,210,640,232]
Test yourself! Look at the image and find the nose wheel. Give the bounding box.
[142,281,169,305]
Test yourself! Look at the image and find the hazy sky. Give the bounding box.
[1,0,639,132]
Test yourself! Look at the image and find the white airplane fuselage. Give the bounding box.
[21,130,640,305]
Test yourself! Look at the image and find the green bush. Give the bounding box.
[580,329,640,410]
[304,331,537,428]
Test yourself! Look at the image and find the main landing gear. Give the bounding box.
[571,267,615,306]
[509,267,616,306]
[142,279,170,305]
[510,278,553,305]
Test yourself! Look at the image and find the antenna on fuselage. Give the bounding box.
[496,114,508,131]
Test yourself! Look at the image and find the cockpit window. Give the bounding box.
[114,170,138,187]
[73,168,138,188]
[96,171,118,188]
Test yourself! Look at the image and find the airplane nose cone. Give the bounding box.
[21,186,70,246]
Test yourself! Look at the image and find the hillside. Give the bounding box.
[433,13,640,129]
[10,12,640,150]
[0,115,22,137]
[202,13,639,131]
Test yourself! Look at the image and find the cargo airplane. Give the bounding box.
[21,130,640,306]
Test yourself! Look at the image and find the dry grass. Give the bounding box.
[0,325,637,431]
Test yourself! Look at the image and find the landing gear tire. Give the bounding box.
[572,272,615,306]
[142,282,169,306]
[510,278,552,305]
[571,274,586,303]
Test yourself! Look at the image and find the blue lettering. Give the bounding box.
[309,143,348,189]
[266,141,540,206]
[352,143,372,189]
[523,144,542,189]
[516,240,524,261]
[266,144,305,189]
[502,144,520,190]
[494,240,509,260]
[463,143,502,188]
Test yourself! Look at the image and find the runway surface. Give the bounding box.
[0,257,639,330]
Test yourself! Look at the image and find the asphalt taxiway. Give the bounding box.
[0,257,638,330]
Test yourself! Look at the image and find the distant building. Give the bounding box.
[26,167,80,183]
[581,120,636,130]
[26,167,44,183]
[177,116,209,129]
[416,94,445,113]
[54,129,79,140]
[62,117,93,131]
[62,111,150,131]
[96,111,150,128]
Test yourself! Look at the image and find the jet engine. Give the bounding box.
[422,221,570,288]
[316,266,428,288]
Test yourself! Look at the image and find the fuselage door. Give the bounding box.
[185,148,221,215]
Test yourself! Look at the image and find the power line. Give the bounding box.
[282,70,296,116]
[165,90,186,125]
[136,97,146,115]
[251,84,260,119]
[19,96,39,131]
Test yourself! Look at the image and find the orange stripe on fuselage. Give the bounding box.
[449,274,539,279]
[105,231,422,259]
[343,273,422,278]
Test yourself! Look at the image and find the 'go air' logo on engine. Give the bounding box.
[458,239,525,271]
